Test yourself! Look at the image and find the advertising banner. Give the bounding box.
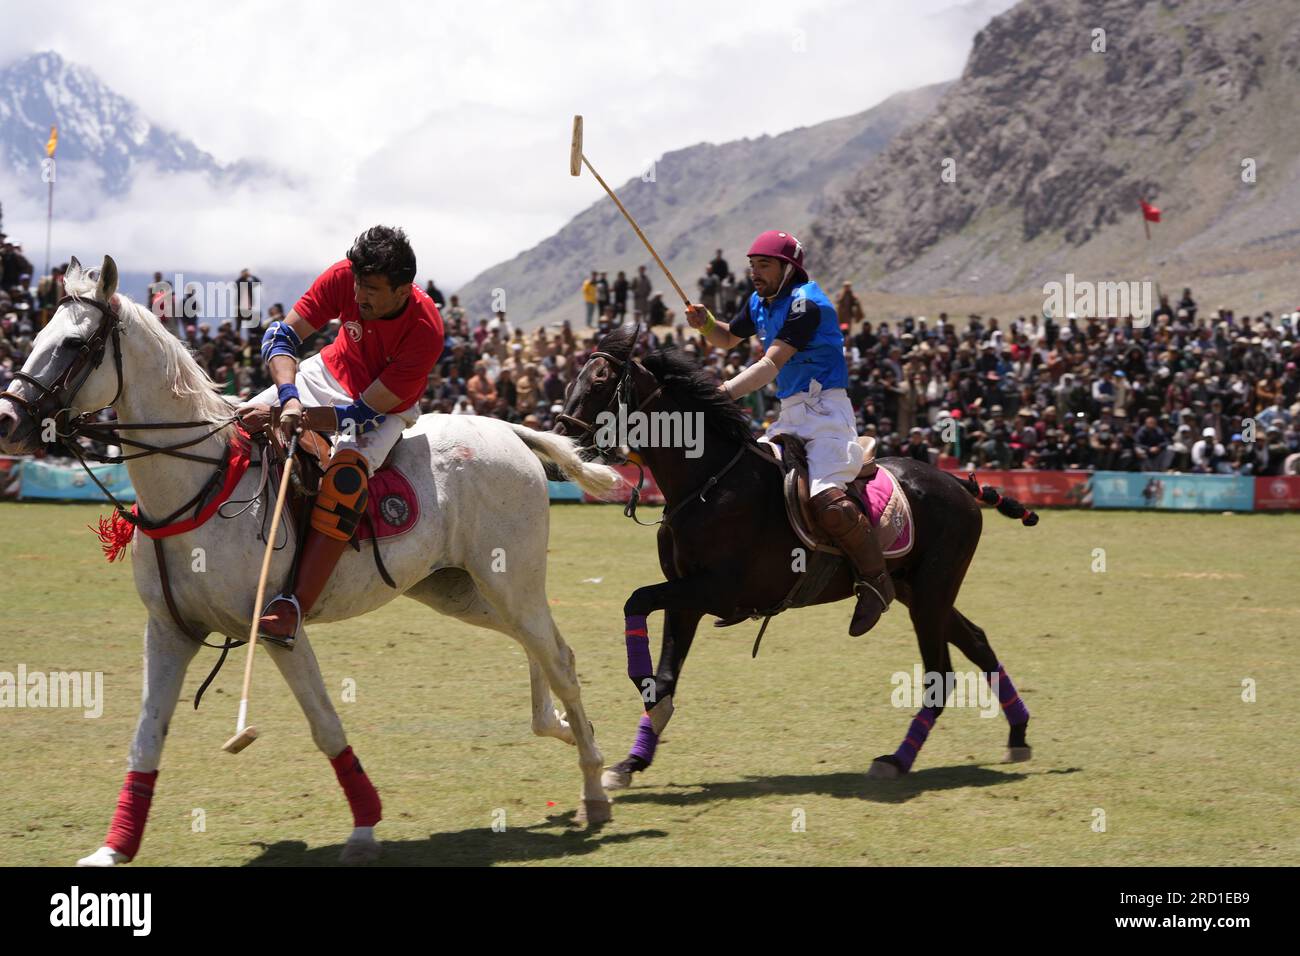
[17,458,137,503]
[957,469,1094,507]
[548,479,584,502]
[583,463,665,505]
[1253,475,1300,511]
[0,455,24,500]
[1090,471,1254,511]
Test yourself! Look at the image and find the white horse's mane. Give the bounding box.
[63,266,236,426]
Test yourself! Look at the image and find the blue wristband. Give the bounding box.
[277,383,300,406]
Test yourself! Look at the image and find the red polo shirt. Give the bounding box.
[294,259,444,413]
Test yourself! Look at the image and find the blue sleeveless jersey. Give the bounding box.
[748,280,848,399]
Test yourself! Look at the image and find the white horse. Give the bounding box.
[0,256,621,865]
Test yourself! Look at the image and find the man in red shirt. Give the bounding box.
[239,226,444,647]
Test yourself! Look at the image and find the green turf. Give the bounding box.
[1,500,1296,866]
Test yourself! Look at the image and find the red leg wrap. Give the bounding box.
[330,746,382,827]
[104,770,159,860]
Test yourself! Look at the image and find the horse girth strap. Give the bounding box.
[149,536,243,709]
[749,549,841,658]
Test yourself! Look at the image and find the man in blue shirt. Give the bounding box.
[686,230,894,636]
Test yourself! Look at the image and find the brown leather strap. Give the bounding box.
[152,537,195,639]
[151,536,243,709]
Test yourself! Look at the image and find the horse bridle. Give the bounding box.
[0,294,243,524]
[555,345,750,528]
[0,294,125,433]
[554,349,663,454]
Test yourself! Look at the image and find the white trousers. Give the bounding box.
[760,381,863,496]
[251,354,417,472]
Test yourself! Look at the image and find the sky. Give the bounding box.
[0,0,1018,290]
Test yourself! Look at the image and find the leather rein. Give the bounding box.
[558,348,747,528]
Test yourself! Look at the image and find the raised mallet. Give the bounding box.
[222,435,298,754]
[570,114,690,308]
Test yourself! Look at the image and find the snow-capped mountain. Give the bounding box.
[0,50,281,195]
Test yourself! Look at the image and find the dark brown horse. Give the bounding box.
[554,323,1038,790]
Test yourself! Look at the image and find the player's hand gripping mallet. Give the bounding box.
[222,433,298,754]
[570,114,691,308]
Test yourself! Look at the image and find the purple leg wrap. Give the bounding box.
[625,614,652,679]
[988,663,1029,725]
[629,714,659,763]
[892,706,940,773]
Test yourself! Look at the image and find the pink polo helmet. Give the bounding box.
[747,229,807,280]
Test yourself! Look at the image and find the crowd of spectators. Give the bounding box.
[820,292,1300,477]
[3,230,1299,476]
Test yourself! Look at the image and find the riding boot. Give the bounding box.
[258,449,369,649]
[257,529,351,648]
[809,487,895,636]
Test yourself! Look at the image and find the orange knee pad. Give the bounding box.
[312,449,370,541]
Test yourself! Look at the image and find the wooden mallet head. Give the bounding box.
[570,115,583,177]
[222,725,258,754]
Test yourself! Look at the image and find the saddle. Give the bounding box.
[263,429,408,588]
[709,435,876,648]
[268,429,401,507]
[759,433,879,557]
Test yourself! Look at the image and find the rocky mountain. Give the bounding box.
[455,82,950,329]
[810,0,1300,309]
[0,51,283,196]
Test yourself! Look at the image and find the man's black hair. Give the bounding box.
[347,225,417,289]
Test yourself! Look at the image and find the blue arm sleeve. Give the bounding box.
[260,321,302,365]
[334,397,387,434]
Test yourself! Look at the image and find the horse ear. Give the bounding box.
[97,255,119,300]
[68,255,82,278]
[615,317,640,355]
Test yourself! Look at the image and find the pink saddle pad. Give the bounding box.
[856,467,913,557]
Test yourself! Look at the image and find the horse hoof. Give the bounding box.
[866,758,901,780]
[1004,746,1033,763]
[77,846,128,867]
[339,837,382,864]
[602,767,633,790]
[575,798,613,825]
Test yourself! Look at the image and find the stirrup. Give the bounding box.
[853,578,891,611]
[257,594,302,650]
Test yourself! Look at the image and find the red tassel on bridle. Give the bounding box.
[90,509,137,562]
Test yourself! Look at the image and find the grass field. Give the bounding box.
[1,500,1297,866]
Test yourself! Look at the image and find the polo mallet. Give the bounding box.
[570,114,691,308]
[222,432,298,754]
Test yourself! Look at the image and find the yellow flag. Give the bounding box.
[46,125,58,157]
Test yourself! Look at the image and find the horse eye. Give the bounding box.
[61,336,85,350]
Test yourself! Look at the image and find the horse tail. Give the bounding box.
[951,472,1039,526]
[507,424,623,497]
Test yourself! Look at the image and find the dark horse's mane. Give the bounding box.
[599,323,756,448]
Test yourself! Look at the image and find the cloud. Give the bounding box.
[1,0,1018,287]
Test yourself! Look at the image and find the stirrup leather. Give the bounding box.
[257,593,302,650]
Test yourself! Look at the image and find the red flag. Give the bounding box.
[1140,199,1162,223]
